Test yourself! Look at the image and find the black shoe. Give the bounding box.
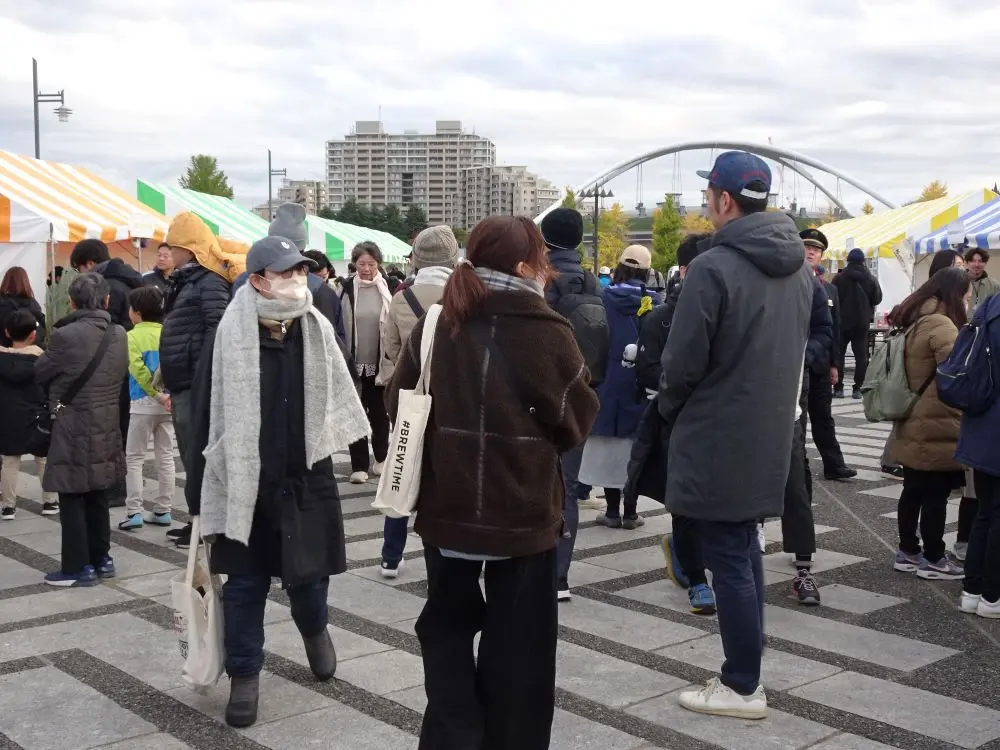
[881,465,904,479]
[167,522,192,539]
[557,577,571,602]
[793,571,821,606]
[852,387,862,400]
[824,466,858,481]
[303,629,337,681]
[1,507,15,521]
[41,501,59,516]
[832,387,845,399]
[225,675,260,728]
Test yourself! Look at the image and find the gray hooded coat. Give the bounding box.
[658,211,813,522]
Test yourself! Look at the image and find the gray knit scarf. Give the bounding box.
[200,283,370,545]
[474,267,545,298]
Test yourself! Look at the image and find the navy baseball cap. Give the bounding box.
[697,151,771,201]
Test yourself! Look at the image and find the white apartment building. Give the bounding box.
[460,165,561,229]
[253,179,327,220]
[326,120,496,226]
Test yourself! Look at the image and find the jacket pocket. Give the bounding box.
[202,434,227,489]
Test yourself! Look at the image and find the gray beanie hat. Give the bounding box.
[411,225,459,270]
[268,203,308,251]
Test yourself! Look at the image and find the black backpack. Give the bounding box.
[552,272,609,386]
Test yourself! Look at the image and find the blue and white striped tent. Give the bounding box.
[914,197,1000,254]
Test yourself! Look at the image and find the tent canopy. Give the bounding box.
[306,214,411,265]
[0,151,167,244]
[914,196,1000,254]
[820,189,996,260]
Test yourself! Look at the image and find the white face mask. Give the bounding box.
[262,274,308,302]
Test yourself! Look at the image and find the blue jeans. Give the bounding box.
[382,516,409,564]
[556,443,585,585]
[222,575,330,678]
[699,521,765,695]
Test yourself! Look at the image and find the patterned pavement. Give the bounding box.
[1,398,1000,749]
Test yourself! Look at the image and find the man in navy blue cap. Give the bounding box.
[658,151,813,719]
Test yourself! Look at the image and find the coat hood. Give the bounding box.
[840,262,872,282]
[0,348,40,384]
[94,258,143,289]
[165,212,232,282]
[711,211,805,279]
[603,281,651,316]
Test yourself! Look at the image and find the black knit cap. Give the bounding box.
[540,208,584,251]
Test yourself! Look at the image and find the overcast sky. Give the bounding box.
[1,0,998,216]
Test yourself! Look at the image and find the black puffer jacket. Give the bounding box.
[635,282,682,392]
[832,261,882,332]
[0,346,47,456]
[805,279,834,374]
[94,259,143,330]
[35,310,128,493]
[160,264,231,394]
[0,295,45,347]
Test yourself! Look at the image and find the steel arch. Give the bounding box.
[536,140,895,223]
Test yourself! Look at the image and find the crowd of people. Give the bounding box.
[0,149,998,747]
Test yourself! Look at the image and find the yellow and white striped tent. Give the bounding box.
[820,189,997,261]
[0,150,167,244]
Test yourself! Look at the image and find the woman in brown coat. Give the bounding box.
[386,216,598,750]
[891,267,970,580]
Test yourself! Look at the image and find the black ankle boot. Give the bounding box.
[303,628,337,681]
[226,674,260,728]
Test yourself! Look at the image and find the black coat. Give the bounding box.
[160,265,231,394]
[832,262,882,332]
[822,278,842,364]
[142,268,172,292]
[0,295,45,347]
[805,279,834,374]
[0,348,47,456]
[94,259,144,330]
[635,282,682,392]
[185,323,347,587]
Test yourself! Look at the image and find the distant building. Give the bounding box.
[253,179,327,220]
[460,165,561,229]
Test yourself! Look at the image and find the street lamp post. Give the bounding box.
[32,58,71,159]
[579,187,614,271]
[267,148,287,220]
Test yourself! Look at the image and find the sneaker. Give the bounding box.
[147,511,172,527]
[662,534,690,589]
[678,677,767,720]
[349,471,369,484]
[167,522,192,539]
[852,387,862,400]
[893,550,925,572]
[824,466,858,481]
[578,496,604,511]
[174,527,192,550]
[917,556,965,581]
[97,556,116,579]
[960,591,982,614]
[594,514,623,529]
[688,583,716,615]
[621,515,645,530]
[372,461,384,477]
[1,507,14,521]
[952,541,968,562]
[757,523,766,553]
[977,597,1000,619]
[118,513,143,531]
[44,565,99,587]
[832,387,845,399]
[557,582,572,602]
[792,571,821,605]
[882,465,904,479]
[41,501,59,516]
[380,559,402,579]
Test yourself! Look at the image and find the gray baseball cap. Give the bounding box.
[247,236,318,275]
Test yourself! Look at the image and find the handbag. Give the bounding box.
[371,304,443,518]
[170,517,225,693]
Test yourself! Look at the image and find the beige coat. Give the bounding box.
[892,300,962,472]
[377,267,452,385]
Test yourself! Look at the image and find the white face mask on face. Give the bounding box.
[261,274,309,302]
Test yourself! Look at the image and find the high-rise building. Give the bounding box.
[460,166,561,229]
[326,120,496,225]
[252,179,327,220]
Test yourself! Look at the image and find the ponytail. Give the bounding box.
[441,262,487,339]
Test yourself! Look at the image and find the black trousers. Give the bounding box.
[836,327,870,391]
[349,374,391,472]
[416,545,557,750]
[604,488,637,519]
[673,514,707,587]
[782,419,816,560]
[59,489,111,575]
[108,380,130,508]
[958,496,978,544]
[807,369,846,473]
[964,471,1000,602]
[898,467,961,562]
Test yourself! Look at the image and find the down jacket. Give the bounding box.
[0,345,47,456]
[35,310,128,493]
[891,299,962,472]
[160,265,230,394]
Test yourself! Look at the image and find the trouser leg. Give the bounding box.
[125,414,153,515]
[59,492,90,574]
[152,416,176,513]
[85,489,111,568]
[1,455,20,508]
[672,514,707,587]
[808,369,846,472]
[381,516,409,565]
[556,442,584,585]
[287,577,329,639]
[223,575,271,678]
[781,421,816,561]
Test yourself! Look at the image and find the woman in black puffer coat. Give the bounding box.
[0,266,45,347]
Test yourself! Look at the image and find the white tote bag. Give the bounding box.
[170,517,226,693]
[371,304,442,518]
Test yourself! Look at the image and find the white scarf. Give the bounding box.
[199,284,370,545]
[414,266,453,288]
[352,272,392,347]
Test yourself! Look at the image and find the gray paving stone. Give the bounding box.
[343,513,410,537]
[572,521,671,551]
[326,573,426,624]
[0,514,56,538]
[817,584,907,615]
[859,484,903,499]
[810,433,886,448]
[765,605,959,671]
[5,529,62,555]
[566,560,632,588]
[96,733,194,749]
[557,640,684,708]
[350,555,429,586]
[345,537,388,561]
[0,555,44,590]
[850,469,900,483]
[836,453,880,468]
[264,621,393,666]
[335,648,425,695]
[557,596,706,650]
[586,545,666,574]
[791,671,1000,748]
[0,666,156,749]
[385,684,427,713]
[811,734,900,750]
[627,687,838,749]
[244,702,418,749]
[550,709,648,749]
[103,547,179,578]
[761,519,838,539]
[616,581,696,616]
[386,617,417,636]
[84,612,190,692]
[656,635,842,690]
[761,549,868,576]
[114,569,181,598]
[0,585,131,625]
[882,503,960,523]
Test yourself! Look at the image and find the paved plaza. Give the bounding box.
[1,398,1000,749]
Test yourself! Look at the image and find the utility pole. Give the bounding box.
[32,58,71,159]
[267,148,287,220]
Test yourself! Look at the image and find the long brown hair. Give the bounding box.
[440,216,552,337]
[893,266,969,329]
[0,267,34,300]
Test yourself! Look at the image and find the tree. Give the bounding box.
[861,199,875,215]
[682,213,714,235]
[650,195,685,272]
[317,206,337,220]
[596,203,630,269]
[451,227,469,246]
[335,198,372,228]
[178,154,233,198]
[404,205,428,241]
[917,180,948,202]
[561,188,578,210]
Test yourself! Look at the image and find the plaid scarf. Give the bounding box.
[474,267,544,298]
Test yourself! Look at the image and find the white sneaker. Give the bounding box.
[372,461,385,477]
[578,497,605,511]
[757,523,766,553]
[678,677,767,720]
[380,560,402,579]
[977,597,1000,619]
[349,471,369,484]
[960,591,982,614]
[557,588,572,602]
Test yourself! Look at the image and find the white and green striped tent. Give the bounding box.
[137,180,411,265]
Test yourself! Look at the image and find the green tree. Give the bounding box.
[178,154,233,198]
[596,203,630,269]
[561,188,578,209]
[404,205,428,241]
[918,179,948,202]
[380,204,407,241]
[452,226,469,246]
[861,199,875,215]
[651,195,684,272]
[317,206,337,220]
[682,213,714,236]
[335,198,372,228]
